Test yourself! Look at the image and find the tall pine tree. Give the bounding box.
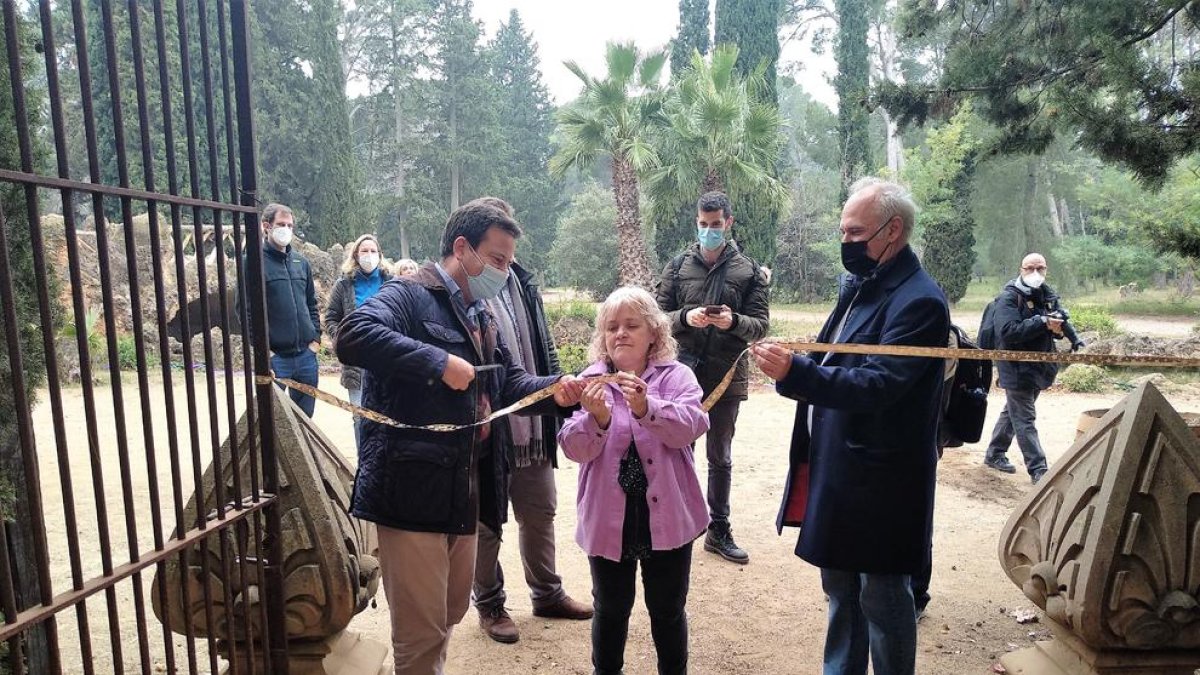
[487,10,560,275]
[670,0,710,78]
[251,0,360,247]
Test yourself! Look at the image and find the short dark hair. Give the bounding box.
[466,196,515,218]
[697,191,732,219]
[261,203,293,225]
[440,203,522,257]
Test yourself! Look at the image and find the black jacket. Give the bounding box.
[654,242,770,399]
[334,262,562,535]
[325,268,393,391]
[993,280,1078,391]
[510,262,564,466]
[244,244,320,355]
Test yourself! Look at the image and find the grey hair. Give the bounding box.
[848,177,917,236]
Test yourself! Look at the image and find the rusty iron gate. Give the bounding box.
[0,0,288,673]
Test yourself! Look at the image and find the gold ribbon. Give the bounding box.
[256,341,1200,432]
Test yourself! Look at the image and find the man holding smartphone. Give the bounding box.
[654,191,771,564]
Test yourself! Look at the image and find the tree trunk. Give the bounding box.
[1058,197,1072,236]
[702,167,724,194]
[391,13,410,260]
[449,102,460,211]
[882,108,904,175]
[1047,190,1063,238]
[611,155,654,288]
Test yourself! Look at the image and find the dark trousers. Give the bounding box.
[985,387,1048,476]
[589,543,692,675]
[271,350,318,418]
[821,569,916,675]
[705,398,741,526]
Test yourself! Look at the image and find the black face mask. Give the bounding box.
[840,218,893,277]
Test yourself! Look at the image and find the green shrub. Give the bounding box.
[1069,305,1120,337]
[556,343,589,376]
[115,334,159,371]
[1058,364,1108,392]
[544,299,596,326]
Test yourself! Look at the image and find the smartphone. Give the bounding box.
[704,305,723,316]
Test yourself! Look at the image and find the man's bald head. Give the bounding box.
[1021,254,1047,274]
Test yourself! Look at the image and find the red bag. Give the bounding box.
[782,463,810,526]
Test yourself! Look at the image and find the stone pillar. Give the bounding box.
[998,382,1200,675]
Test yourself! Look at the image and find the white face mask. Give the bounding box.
[1022,271,1045,289]
[359,253,380,273]
[271,226,293,248]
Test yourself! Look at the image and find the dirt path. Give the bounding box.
[30,375,1200,673]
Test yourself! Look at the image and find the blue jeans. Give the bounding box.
[271,350,318,418]
[347,386,362,447]
[985,387,1048,477]
[820,568,916,675]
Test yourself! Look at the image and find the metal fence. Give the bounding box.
[0,0,287,672]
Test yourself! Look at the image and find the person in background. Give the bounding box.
[654,191,769,565]
[242,202,320,417]
[560,286,710,675]
[324,233,392,445]
[982,252,1083,484]
[395,257,420,276]
[466,198,594,644]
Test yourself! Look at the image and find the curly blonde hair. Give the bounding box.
[587,286,678,365]
[341,233,382,277]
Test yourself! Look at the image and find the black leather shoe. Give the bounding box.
[704,524,749,564]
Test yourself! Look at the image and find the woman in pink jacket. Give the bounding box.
[559,286,710,675]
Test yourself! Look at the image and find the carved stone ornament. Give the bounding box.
[998,382,1200,674]
[151,386,382,674]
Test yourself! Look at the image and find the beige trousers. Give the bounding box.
[377,526,478,675]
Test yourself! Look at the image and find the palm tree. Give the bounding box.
[551,42,666,288]
[647,44,789,255]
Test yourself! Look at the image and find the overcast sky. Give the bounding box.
[471,0,838,109]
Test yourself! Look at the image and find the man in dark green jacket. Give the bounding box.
[243,203,321,416]
[655,191,770,564]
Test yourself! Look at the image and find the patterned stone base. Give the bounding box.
[1001,624,1200,675]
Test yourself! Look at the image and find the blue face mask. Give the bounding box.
[465,246,509,301]
[698,226,726,251]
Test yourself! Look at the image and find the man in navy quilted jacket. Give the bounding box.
[336,202,584,675]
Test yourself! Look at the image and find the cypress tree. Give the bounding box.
[670,0,710,78]
[714,0,783,264]
[834,0,872,199]
[714,0,780,104]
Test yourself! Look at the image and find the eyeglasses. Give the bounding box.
[1022,265,1047,272]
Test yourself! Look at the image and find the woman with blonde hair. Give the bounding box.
[324,233,392,444]
[393,257,419,276]
[558,286,709,675]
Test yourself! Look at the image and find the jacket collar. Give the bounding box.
[580,359,673,380]
[688,240,739,269]
[826,245,923,343]
[263,243,291,260]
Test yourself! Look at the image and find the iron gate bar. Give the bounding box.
[0,3,67,674]
[230,0,289,671]
[33,0,101,670]
[148,0,205,669]
[96,1,157,671]
[0,168,259,212]
[123,0,178,669]
[196,1,256,668]
[193,0,245,669]
[0,495,275,644]
[0,0,286,671]
[173,0,231,670]
[213,0,269,662]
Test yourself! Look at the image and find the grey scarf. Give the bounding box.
[488,275,546,467]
